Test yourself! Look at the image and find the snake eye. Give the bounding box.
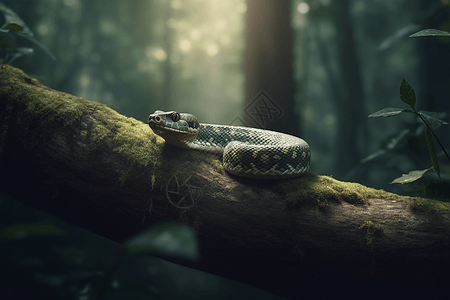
[171,112,180,122]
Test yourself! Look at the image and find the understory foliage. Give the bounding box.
[1,218,198,299]
[368,28,450,190]
[369,78,449,184]
[0,5,199,299]
[0,2,54,64]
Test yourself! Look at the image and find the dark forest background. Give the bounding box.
[1,0,449,299]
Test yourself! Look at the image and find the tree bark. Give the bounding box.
[244,0,299,136]
[331,0,367,177]
[0,65,449,299]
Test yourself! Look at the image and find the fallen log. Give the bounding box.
[0,65,449,299]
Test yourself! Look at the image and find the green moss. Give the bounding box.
[1,65,448,210]
[205,156,224,173]
[111,115,164,167]
[0,65,165,186]
[0,65,95,135]
[404,196,450,211]
[151,172,157,190]
[359,220,381,274]
[359,220,381,252]
[283,173,450,211]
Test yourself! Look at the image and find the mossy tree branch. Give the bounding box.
[0,65,449,299]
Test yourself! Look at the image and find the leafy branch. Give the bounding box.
[369,79,449,184]
[368,27,450,185]
[0,2,55,64]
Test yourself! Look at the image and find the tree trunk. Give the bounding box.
[244,0,299,136]
[331,0,367,177]
[0,65,449,299]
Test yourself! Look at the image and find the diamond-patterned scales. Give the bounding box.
[149,111,310,179]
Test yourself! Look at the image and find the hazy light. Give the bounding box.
[297,2,310,14]
[219,34,231,45]
[70,34,80,45]
[147,47,167,62]
[323,114,335,126]
[179,39,192,51]
[120,35,132,46]
[237,2,247,13]
[181,70,193,80]
[100,20,115,35]
[206,43,219,56]
[170,0,182,9]
[79,74,90,87]
[170,52,181,64]
[190,29,202,41]
[37,23,50,36]
[215,19,227,31]
[166,18,177,28]
[101,91,114,106]
[64,0,80,8]
[90,52,101,63]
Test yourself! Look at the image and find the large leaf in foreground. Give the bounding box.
[17,32,56,61]
[125,222,199,261]
[0,3,33,36]
[0,222,67,239]
[3,23,23,32]
[7,47,34,64]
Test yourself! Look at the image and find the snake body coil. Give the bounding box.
[148,110,310,179]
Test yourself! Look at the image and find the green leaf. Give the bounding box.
[360,129,409,163]
[377,24,421,51]
[3,23,22,32]
[125,222,199,261]
[1,222,67,239]
[418,111,448,130]
[390,167,433,184]
[409,29,450,37]
[6,47,34,64]
[15,47,34,56]
[16,32,56,61]
[399,78,416,110]
[0,3,33,36]
[425,124,440,177]
[368,107,413,118]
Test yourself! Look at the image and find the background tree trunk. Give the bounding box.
[331,0,367,177]
[1,66,449,299]
[244,0,299,136]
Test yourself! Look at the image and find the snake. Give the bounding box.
[148,110,310,179]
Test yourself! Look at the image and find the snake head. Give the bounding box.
[148,110,199,148]
[148,110,178,124]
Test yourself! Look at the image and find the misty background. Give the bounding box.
[1,0,449,299]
